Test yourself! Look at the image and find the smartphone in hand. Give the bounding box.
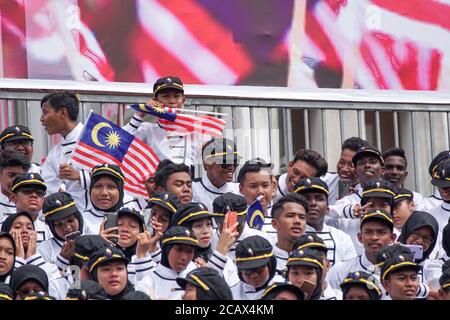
[338,180,351,199]
[104,212,118,243]
[227,211,237,229]
[401,244,424,261]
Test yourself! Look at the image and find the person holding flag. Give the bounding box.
[124,76,224,174]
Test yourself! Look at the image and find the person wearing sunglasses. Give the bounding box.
[192,138,241,212]
[7,173,51,244]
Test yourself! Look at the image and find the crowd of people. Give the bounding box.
[0,76,449,301]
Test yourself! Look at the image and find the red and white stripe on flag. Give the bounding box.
[159,114,225,138]
[70,138,159,199]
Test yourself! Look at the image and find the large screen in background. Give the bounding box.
[0,0,449,90]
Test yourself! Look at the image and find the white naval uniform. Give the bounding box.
[135,262,197,300]
[322,172,339,205]
[29,162,41,174]
[273,244,289,274]
[41,123,91,213]
[124,115,208,171]
[306,224,357,266]
[261,215,277,244]
[207,249,240,287]
[424,254,448,289]
[421,190,442,212]
[429,202,450,238]
[327,253,429,299]
[81,208,111,235]
[211,224,275,261]
[192,174,240,211]
[0,192,15,221]
[273,173,289,203]
[321,284,343,300]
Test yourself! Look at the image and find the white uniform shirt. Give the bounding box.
[135,262,197,300]
[82,208,108,235]
[429,202,450,237]
[0,192,15,220]
[29,163,41,174]
[306,224,357,266]
[321,284,343,300]
[322,172,339,205]
[421,189,442,212]
[192,174,240,211]
[261,216,277,244]
[274,173,289,203]
[273,244,289,274]
[230,276,284,300]
[41,123,91,212]
[124,115,207,170]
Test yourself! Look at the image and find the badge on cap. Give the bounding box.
[306,178,312,186]
[105,164,109,168]
[307,235,314,242]
[247,248,254,256]
[167,77,172,83]
[55,200,62,207]
[353,272,360,279]
[199,203,205,211]
[105,248,112,256]
[398,255,405,262]
[185,229,191,237]
[29,173,35,179]
[163,193,169,200]
[375,182,381,188]
[14,127,20,133]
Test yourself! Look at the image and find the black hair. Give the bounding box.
[41,91,79,121]
[237,163,272,184]
[154,162,190,189]
[291,149,328,177]
[382,147,408,168]
[271,193,310,219]
[0,150,30,171]
[341,137,372,153]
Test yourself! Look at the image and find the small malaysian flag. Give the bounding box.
[70,112,159,198]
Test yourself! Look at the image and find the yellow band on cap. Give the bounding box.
[204,151,239,160]
[213,209,248,217]
[297,242,327,250]
[149,197,177,213]
[343,277,382,295]
[92,166,125,181]
[362,188,395,197]
[287,257,324,269]
[381,261,418,280]
[12,179,46,192]
[361,212,394,224]
[293,185,329,196]
[442,283,450,289]
[177,211,212,225]
[262,284,278,297]
[24,296,53,301]
[161,236,199,246]
[73,252,89,261]
[0,132,33,143]
[235,252,273,263]
[64,297,80,301]
[394,193,413,199]
[44,201,76,218]
[0,293,13,300]
[89,254,124,272]
[190,274,210,291]
[154,82,183,94]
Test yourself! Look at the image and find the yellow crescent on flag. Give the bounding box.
[249,209,265,228]
[91,122,112,147]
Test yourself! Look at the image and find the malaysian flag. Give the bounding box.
[70,112,159,198]
[246,197,265,230]
[128,103,225,137]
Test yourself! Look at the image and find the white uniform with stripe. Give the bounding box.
[192,174,240,212]
[135,262,197,300]
[41,123,91,213]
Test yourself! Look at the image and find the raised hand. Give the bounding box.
[215,214,239,257]
[99,220,119,245]
[26,230,37,258]
[60,240,76,260]
[11,230,25,259]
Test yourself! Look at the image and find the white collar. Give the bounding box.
[201,173,229,192]
[154,263,191,279]
[441,201,450,212]
[360,253,378,274]
[0,192,13,205]
[306,223,330,233]
[274,244,289,259]
[62,123,83,144]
